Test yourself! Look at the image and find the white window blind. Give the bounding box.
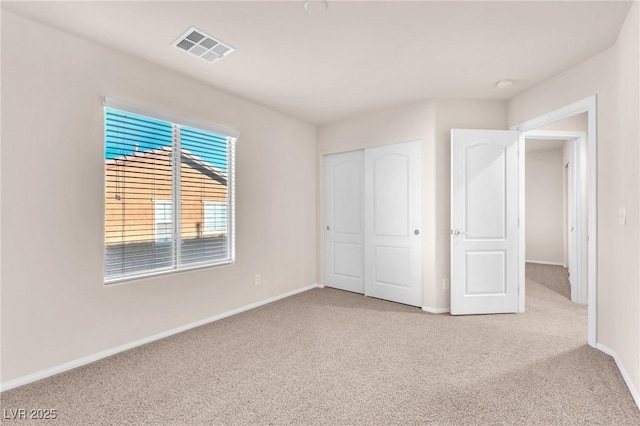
[105,100,236,283]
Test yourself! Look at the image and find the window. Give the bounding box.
[104,99,237,283]
[203,201,228,236]
[154,200,172,243]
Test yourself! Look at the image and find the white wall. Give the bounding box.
[316,99,507,311]
[615,2,640,400]
[0,12,317,383]
[508,1,640,399]
[525,148,565,265]
[537,112,588,132]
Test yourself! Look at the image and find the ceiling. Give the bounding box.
[2,1,631,125]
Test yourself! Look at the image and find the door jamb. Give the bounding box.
[511,95,597,348]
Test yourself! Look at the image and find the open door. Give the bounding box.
[450,129,519,315]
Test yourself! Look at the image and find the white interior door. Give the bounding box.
[324,150,364,293]
[451,129,519,315]
[364,141,422,307]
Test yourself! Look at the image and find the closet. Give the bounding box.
[324,140,422,307]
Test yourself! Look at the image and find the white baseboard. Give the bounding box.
[525,260,566,267]
[596,343,640,411]
[421,305,450,314]
[0,283,320,393]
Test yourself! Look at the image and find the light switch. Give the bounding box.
[618,207,626,225]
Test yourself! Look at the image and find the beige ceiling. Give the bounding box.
[2,1,631,124]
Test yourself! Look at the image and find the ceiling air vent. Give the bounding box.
[172,26,235,64]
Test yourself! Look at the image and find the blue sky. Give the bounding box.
[105,108,228,171]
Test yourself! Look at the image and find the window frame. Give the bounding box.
[104,98,238,284]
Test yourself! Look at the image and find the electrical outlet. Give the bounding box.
[443,278,450,290]
[254,274,261,286]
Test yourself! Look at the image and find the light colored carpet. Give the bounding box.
[526,262,571,300]
[2,270,639,425]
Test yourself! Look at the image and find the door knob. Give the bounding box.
[414,229,420,235]
[326,226,330,231]
[452,229,468,236]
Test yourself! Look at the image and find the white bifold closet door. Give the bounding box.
[324,141,422,307]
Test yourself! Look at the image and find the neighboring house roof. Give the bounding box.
[106,146,227,185]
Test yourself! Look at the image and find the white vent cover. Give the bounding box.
[172,26,235,63]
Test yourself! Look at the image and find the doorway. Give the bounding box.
[514,98,596,347]
[524,131,587,305]
[449,97,596,347]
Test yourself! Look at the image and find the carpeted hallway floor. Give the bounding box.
[2,266,639,425]
[525,262,572,300]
